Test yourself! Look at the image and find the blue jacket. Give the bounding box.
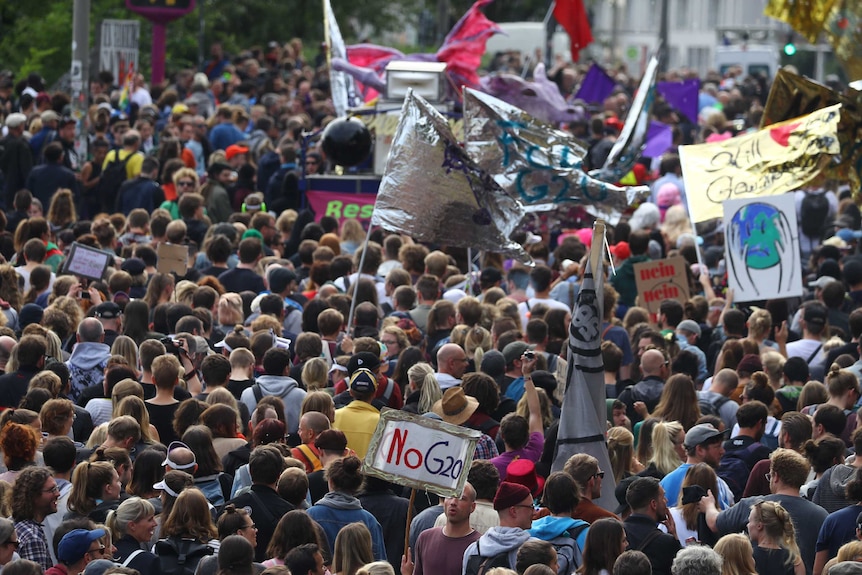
[307,492,387,561]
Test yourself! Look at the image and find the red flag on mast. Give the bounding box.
[553,0,593,62]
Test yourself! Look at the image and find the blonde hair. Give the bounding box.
[87,422,109,448]
[751,500,801,567]
[172,167,199,191]
[837,541,862,563]
[356,562,395,575]
[111,336,140,373]
[218,293,244,326]
[105,496,155,540]
[606,426,636,483]
[747,309,773,340]
[114,396,155,444]
[175,280,198,307]
[465,326,492,364]
[649,421,684,477]
[761,351,786,387]
[714,534,756,575]
[516,388,554,430]
[333,522,374,575]
[301,358,329,391]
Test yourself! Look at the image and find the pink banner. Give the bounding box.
[306,191,376,223]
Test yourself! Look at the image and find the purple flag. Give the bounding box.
[575,64,615,104]
[657,78,699,123]
[641,120,673,158]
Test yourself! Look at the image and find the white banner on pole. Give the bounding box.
[99,20,140,86]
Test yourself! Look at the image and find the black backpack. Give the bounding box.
[98,150,133,209]
[155,538,213,575]
[800,192,830,239]
[717,442,764,500]
[464,540,511,575]
[698,393,731,417]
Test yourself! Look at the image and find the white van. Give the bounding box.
[485,22,572,63]
[714,45,779,78]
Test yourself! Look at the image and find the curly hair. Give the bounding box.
[0,423,38,470]
[11,466,53,521]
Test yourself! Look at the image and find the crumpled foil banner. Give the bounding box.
[592,55,659,183]
[765,0,862,80]
[324,0,359,118]
[372,89,531,263]
[761,68,862,195]
[463,87,649,224]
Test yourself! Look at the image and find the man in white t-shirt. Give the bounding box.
[786,301,828,368]
[517,265,569,329]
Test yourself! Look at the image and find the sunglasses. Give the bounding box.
[177,181,195,187]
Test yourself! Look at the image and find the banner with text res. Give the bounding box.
[306,190,376,224]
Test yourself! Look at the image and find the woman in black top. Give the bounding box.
[747,500,805,575]
[107,497,159,575]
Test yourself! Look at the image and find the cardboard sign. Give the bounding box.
[723,194,803,302]
[364,409,480,497]
[63,242,112,281]
[632,256,690,315]
[157,243,189,275]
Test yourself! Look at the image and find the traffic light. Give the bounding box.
[783,33,796,56]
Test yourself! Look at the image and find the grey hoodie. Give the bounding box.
[813,464,857,513]
[462,526,534,573]
[239,374,306,434]
[66,342,110,401]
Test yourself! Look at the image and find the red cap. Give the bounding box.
[225,144,249,160]
[611,241,631,261]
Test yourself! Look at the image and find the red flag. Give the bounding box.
[554,0,593,61]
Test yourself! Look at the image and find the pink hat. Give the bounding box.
[575,227,592,248]
[656,183,682,222]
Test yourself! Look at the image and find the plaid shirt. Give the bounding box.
[473,433,499,460]
[15,519,51,571]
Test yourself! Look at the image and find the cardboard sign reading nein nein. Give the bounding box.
[364,409,480,498]
[632,256,690,315]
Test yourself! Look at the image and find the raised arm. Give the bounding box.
[521,353,542,434]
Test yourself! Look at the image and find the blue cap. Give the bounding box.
[837,228,862,243]
[58,528,105,564]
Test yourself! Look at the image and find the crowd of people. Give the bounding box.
[0,27,857,575]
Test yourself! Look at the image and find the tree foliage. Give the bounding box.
[0,0,541,85]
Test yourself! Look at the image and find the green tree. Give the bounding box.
[0,0,423,86]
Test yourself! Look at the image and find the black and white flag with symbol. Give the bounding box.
[552,221,617,511]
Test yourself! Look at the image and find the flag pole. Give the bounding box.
[543,0,557,68]
[345,221,376,336]
[323,0,333,71]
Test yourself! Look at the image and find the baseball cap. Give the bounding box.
[5,113,26,128]
[809,275,839,290]
[502,341,533,366]
[161,441,197,470]
[268,267,298,294]
[347,351,381,375]
[40,110,60,123]
[57,528,106,564]
[610,241,631,260]
[225,144,249,160]
[172,103,190,116]
[677,320,701,338]
[837,229,862,243]
[683,424,725,449]
[93,302,121,319]
[803,302,828,327]
[348,368,378,394]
